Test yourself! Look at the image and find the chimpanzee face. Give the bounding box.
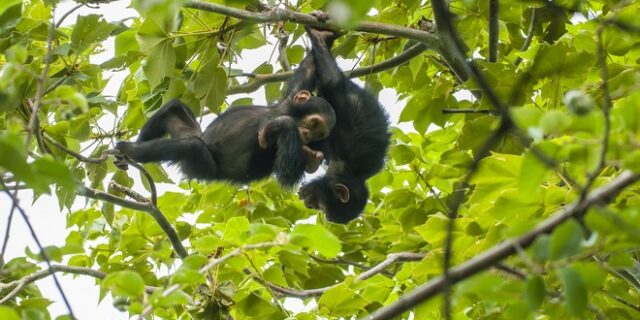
[289,90,335,144]
[298,175,367,224]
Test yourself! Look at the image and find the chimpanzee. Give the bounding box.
[297,25,391,223]
[115,87,336,188]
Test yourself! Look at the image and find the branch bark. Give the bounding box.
[0,264,155,304]
[185,1,440,47]
[364,170,640,320]
[255,252,425,298]
[78,186,188,259]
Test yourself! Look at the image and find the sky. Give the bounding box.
[0,0,407,318]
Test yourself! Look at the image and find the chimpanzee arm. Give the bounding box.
[258,116,306,187]
[306,28,344,91]
[284,54,317,97]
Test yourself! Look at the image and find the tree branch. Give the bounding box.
[228,42,428,94]
[514,9,536,66]
[364,170,640,320]
[442,108,499,115]
[579,24,613,201]
[184,1,440,47]
[0,264,155,304]
[255,252,425,298]
[488,0,499,62]
[78,186,188,259]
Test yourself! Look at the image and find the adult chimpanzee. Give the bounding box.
[115,86,335,188]
[297,25,391,223]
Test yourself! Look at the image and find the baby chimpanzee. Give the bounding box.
[115,89,335,188]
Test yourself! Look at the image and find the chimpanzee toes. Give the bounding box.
[310,10,330,22]
[113,155,129,171]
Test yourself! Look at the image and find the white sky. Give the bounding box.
[0,0,407,318]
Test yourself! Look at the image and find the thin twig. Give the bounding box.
[228,42,428,94]
[55,3,84,27]
[44,135,110,163]
[78,186,188,258]
[0,264,155,304]
[309,255,395,277]
[25,11,57,153]
[109,182,150,204]
[488,0,499,62]
[0,178,76,318]
[119,158,158,207]
[442,108,498,115]
[514,8,536,66]
[0,194,17,257]
[255,252,425,298]
[579,26,612,201]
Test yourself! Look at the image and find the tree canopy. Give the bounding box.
[1,0,640,319]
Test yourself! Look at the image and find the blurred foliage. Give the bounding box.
[1,0,640,319]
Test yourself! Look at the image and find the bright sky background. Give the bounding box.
[0,0,407,318]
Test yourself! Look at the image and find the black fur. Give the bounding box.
[298,27,391,223]
[116,88,334,188]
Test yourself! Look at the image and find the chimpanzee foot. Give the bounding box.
[310,10,330,23]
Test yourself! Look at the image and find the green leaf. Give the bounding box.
[531,234,550,263]
[102,271,145,298]
[223,216,250,244]
[0,0,20,16]
[137,15,176,88]
[549,219,584,261]
[524,275,545,311]
[0,306,20,320]
[391,144,414,165]
[539,110,570,135]
[558,267,588,316]
[318,283,369,317]
[71,15,117,52]
[170,268,206,285]
[290,224,341,258]
[195,49,227,113]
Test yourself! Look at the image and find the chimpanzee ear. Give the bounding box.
[333,183,350,203]
[292,90,312,104]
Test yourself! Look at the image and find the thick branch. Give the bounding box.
[228,42,428,94]
[364,170,640,320]
[185,1,439,47]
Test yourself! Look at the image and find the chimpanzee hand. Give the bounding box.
[112,143,131,170]
[302,145,323,173]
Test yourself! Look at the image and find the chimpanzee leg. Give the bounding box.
[260,116,306,187]
[117,138,216,180]
[138,99,202,142]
